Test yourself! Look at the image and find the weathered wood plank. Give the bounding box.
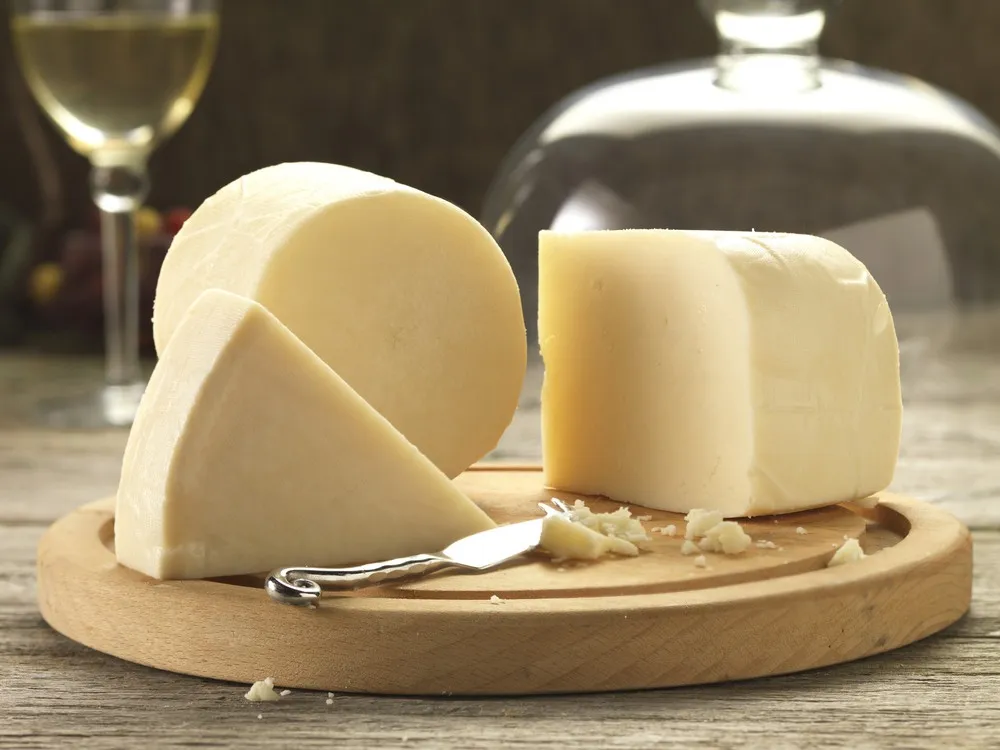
[2,526,998,748]
[2,350,1000,748]
[1,619,998,750]
[0,429,127,524]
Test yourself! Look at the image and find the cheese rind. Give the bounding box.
[153,162,526,478]
[116,289,494,580]
[540,229,902,516]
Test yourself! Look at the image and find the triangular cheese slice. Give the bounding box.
[152,163,526,480]
[115,289,495,580]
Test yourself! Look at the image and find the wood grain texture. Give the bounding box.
[35,470,969,696]
[3,526,999,748]
[1,352,999,746]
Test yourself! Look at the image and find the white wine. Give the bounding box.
[11,13,218,156]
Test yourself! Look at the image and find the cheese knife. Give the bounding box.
[265,501,568,607]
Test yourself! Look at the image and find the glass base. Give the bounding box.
[36,381,146,429]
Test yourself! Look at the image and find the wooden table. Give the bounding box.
[2,352,999,749]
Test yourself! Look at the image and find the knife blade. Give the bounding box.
[266,516,550,605]
[441,517,545,569]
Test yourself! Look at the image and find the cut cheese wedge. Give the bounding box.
[116,289,495,580]
[153,162,526,478]
[539,229,902,517]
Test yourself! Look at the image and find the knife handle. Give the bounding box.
[265,554,457,606]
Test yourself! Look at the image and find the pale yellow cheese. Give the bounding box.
[684,509,725,540]
[828,538,866,567]
[564,499,651,549]
[538,500,647,561]
[698,521,753,555]
[153,163,526,478]
[244,678,280,702]
[116,289,494,580]
[539,516,610,560]
[539,229,902,517]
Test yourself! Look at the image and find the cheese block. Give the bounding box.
[152,163,526,478]
[116,289,495,580]
[539,229,903,517]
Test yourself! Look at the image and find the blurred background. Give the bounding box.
[1,0,999,353]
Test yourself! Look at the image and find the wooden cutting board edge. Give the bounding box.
[36,468,973,696]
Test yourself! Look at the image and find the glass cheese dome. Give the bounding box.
[482,0,1000,381]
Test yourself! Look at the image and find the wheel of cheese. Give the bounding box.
[153,163,526,478]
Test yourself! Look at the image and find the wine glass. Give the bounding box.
[10,0,219,427]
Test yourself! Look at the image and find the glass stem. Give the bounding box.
[90,157,149,395]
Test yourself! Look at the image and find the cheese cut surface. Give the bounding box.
[152,162,526,478]
[116,289,495,580]
[539,229,902,517]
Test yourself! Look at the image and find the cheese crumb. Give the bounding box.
[680,511,753,555]
[796,526,808,535]
[828,538,866,567]
[605,535,640,557]
[325,698,334,705]
[684,509,724,539]
[681,539,700,556]
[489,594,505,605]
[244,677,280,702]
[652,524,678,537]
[755,540,778,550]
[698,521,753,554]
[539,500,650,561]
[257,713,263,720]
[636,515,653,521]
[568,499,652,548]
[693,555,708,568]
[540,515,617,560]
[279,689,291,697]
[328,692,334,698]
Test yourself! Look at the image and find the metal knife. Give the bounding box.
[265,511,556,607]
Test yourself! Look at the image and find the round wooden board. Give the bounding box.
[37,468,972,696]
